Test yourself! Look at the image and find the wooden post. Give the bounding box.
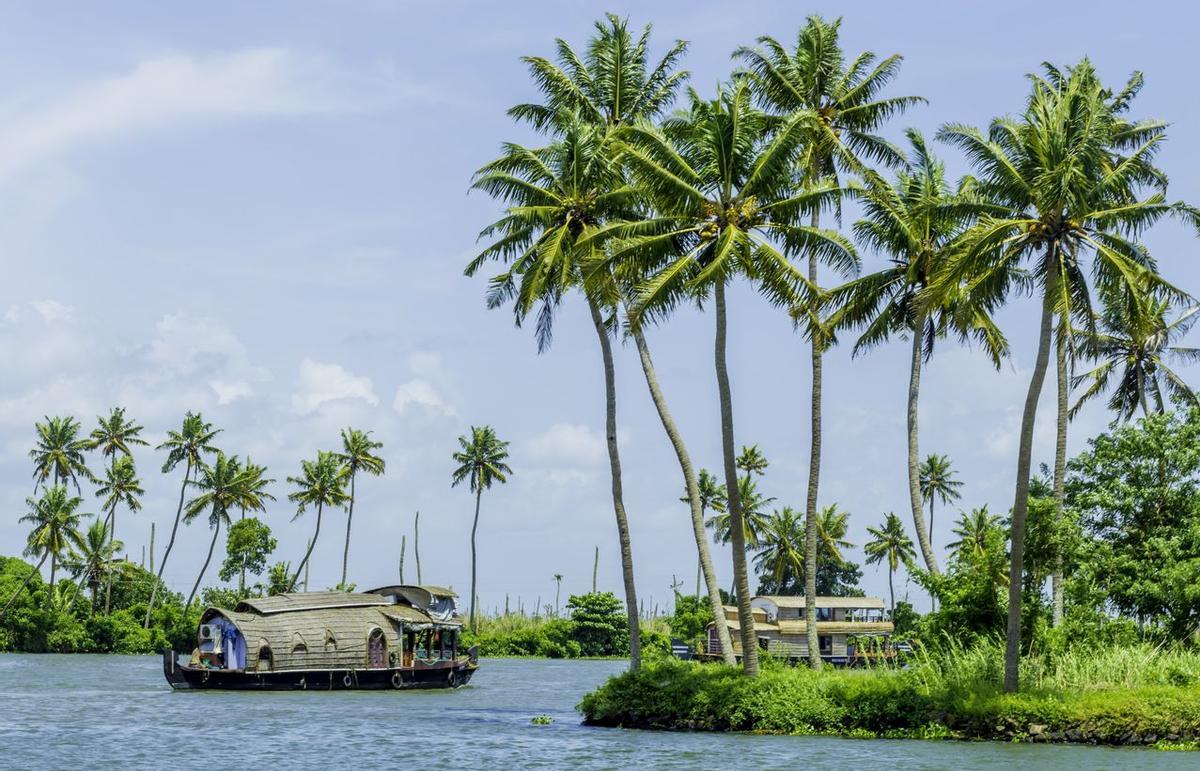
[399,534,406,583]
[149,523,155,576]
[414,511,422,585]
[504,594,509,616]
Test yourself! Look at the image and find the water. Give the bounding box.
[0,654,1193,770]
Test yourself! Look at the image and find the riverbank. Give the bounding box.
[578,646,1200,750]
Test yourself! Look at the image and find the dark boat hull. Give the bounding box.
[162,648,477,691]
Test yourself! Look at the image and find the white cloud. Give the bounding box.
[392,378,454,416]
[0,48,423,182]
[292,358,378,414]
[28,300,74,323]
[525,422,606,466]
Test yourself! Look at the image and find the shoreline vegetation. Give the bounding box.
[579,644,1200,750]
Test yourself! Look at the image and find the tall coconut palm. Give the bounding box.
[947,505,1002,561]
[20,486,86,611]
[918,453,963,555]
[753,506,806,594]
[451,425,512,633]
[95,456,143,613]
[611,81,852,675]
[29,416,93,494]
[936,60,1191,691]
[86,407,147,613]
[829,131,1007,574]
[735,15,921,670]
[184,454,254,609]
[336,428,386,587]
[705,475,774,550]
[145,412,221,626]
[1072,291,1200,420]
[863,512,916,617]
[72,518,121,611]
[469,111,652,665]
[287,451,351,593]
[235,459,275,590]
[735,445,769,477]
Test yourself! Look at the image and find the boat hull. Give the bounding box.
[162,648,477,691]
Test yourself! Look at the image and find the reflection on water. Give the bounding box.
[0,654,1192,770]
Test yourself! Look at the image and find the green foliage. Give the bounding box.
[580,642,1200,746]
[565,592,627,657]
[219,518,276,585]
[667,594,714,649]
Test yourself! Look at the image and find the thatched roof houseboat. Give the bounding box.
[706,595,894,665]
[162,585,477,690]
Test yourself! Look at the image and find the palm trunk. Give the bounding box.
[414,511,422,585]
[1051,317,1068,627]
[714,282,758,676]
[399,534,406,583]
[46,552,58,612]
[907,310,939,579]
[592,545,599,593]
[290,503,323,592]
[588,297,641,669]
[1,553,49,619]
[469,486,482,632]
[1005,276,1057,693]
[145,459,191,628]
[805,245,823,671]
[186,514,221,610]
[888,567,895,620]
[104,507,116,614]
[342,472,356,587]
[555,583,561,616]
[631,324,736,664]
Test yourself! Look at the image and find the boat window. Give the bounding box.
[367,628,387,669]
[257,645,273,672]
[291,632,307,655]
[325,628,337,650]
[816,607,833,621]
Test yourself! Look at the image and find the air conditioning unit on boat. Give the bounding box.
[199,624,219,642]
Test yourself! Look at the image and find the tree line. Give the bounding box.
[466,13,1200,692]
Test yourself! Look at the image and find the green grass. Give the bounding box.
[578,641,1200,748]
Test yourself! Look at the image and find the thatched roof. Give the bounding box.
[752,595,886,610]
[367,584,457,599]
[235,591,390,615]
[776,620,895,635]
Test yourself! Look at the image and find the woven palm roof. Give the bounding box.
[752,595,886,610]
[235,591,390,615]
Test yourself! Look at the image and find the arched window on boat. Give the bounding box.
[291,632,308,656]
[256,643,273,672]
[324,628,337,651]
[366,627,387,669]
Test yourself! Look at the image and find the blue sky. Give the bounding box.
[1,1,1197,613]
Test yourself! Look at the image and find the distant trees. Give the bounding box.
[451,425,512,632]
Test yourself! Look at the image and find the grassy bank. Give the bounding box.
[578,643,1200,749]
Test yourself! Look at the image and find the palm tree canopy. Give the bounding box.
[705,475,774,547]
[157,412,221,474]
[96,455,145,516]
[1072,289,1200,420]
[919,453,964,507]
[29,415,94,493]
[752,506,806,588]
[338,428,386,477]
[828,130,1009,364]
[934,60,1196,331]
[451,426,513,494]
[187,454,255,528]
[864,512,917,572]
[693,468,727,513]
[68,518,122,589]
[599,80,856,324]
[814,503,854,563]
[508,13,689,133]
[733,14,924,180]
[21,485,87,563]
[287,451,351,520]
[735,444,769,476]
[947,505,1003,560]
[86,407,148,462]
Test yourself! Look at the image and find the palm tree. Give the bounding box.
[95,455,143,613]
[814,504,854,565]
[936,60,1191,691]
[1072,291,1200,420]
[918,453,963,554]
[553,573,563,616]
[20,486,86,611]
[612,81,852,676]
[735,15,921,670]
[86,407,148,470]
[71,518,121,611]
[29,416,93,494]
[947,506,1002,561]
[235,459,275,590]
[864,512,916,617]
[451,425,512,632]
[752,506,806,594]
[287,451,351,593]
[145,412,221,626]
[336,428,386,587]
[184,454,254,609]
[705,475,774,550]
[735,445,769,477]
[829,131,1007,575]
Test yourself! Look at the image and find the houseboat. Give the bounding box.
[706,595,894,665]
[162,584,478,690]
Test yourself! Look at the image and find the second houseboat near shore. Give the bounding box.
[162,584,478,690]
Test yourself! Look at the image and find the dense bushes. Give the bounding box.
[580,641,1200,747]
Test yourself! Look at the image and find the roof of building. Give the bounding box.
[752,595,886,610]
[776,620,895,635]
[234,591,391,615]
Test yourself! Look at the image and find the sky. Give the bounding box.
[1,0,1198,616]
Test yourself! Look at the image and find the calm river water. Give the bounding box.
[0,654,1193,769]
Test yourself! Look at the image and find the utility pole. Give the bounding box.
[149,523,155,576]
[414,511,422,585]
[399,534,406,583]
[592,546,598,593]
